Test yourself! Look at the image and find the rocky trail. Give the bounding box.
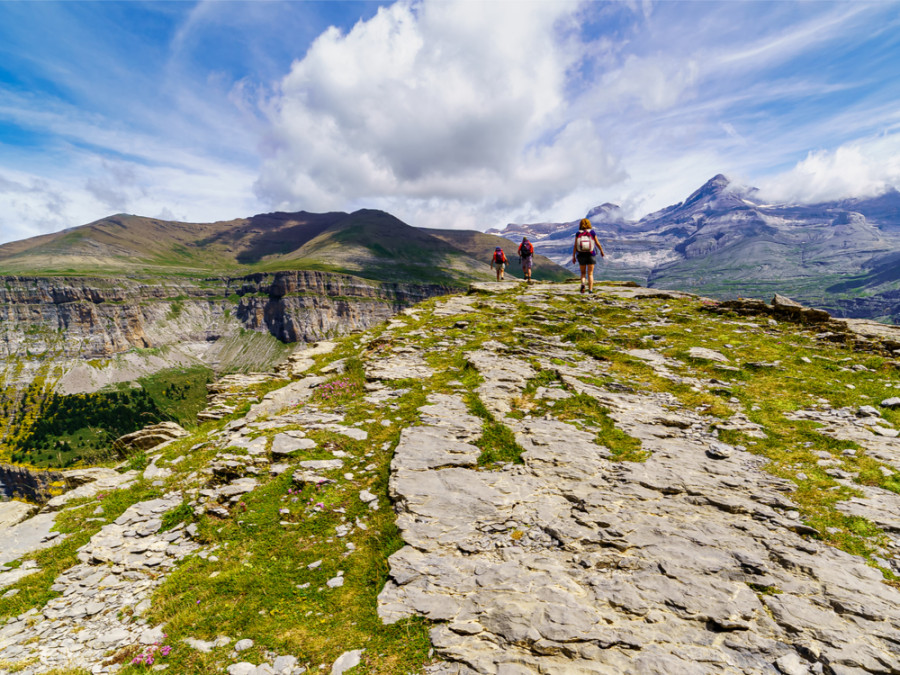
[2,281,900,674]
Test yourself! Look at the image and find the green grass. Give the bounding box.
[116,379,435,674]
[552,393,647,461]
[547,292,900,566]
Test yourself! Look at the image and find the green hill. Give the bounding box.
[0,209,571,285]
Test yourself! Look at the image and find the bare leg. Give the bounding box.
[579,264,587,292]
[587,264,595,292]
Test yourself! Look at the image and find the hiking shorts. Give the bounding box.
[521,255,533,270]
[576,252,597,266]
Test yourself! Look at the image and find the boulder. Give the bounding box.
[688,347,730,363]
[114,422,188,454]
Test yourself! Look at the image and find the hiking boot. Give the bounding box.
[580,283,585,294]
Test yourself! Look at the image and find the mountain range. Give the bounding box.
[0,209,569,285]
[490,175,900,323]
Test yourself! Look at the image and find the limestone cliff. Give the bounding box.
[0,464,64,502]
[0,271,453,391]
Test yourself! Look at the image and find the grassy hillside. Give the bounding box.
[0,366,214,468]
[0,210,516,287]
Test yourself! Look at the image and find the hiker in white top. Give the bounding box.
[571,218,605,294]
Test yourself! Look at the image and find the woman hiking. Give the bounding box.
[571,218,605,294]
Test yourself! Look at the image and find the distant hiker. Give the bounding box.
[571,218,605,294]
[490,247,508,281]
[518,237,534,284]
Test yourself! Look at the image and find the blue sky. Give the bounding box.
[1,0,899,245]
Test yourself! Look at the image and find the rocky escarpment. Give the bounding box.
[2,280,900,674]
[0,271,453,359]
[707,293,900,356]
[0,464,64,503]
[0,271,454,392]
[232,271,453,343]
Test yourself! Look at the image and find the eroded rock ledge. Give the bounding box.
[0,270,454,361]
[706,293,900,358]
[2,280,900,675]
[378,283,900,675]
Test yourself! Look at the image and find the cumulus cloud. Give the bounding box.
[0,171,75,243]
[255,0,624,226]
[85,160,143,212]
[757,133,900,204]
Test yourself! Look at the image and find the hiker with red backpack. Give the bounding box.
[490,247,508,281]
[571,218,605,294]
[518,237,534,284]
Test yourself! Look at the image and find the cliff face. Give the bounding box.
[0,271,453,390]
[230,271,451,343]
[0,463,64,502]
[0,271,452,358]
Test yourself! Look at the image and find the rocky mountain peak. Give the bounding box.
[680,173,734,210]
[585,202,623,221]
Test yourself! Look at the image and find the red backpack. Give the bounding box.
[493,249,507,264]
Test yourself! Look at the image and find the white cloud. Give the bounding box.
[0,171,77,243]
[600,54,700,112]
[255,0,623,226]
[757,133,900,205]
[4,0,900,246]
[0,155,262,246]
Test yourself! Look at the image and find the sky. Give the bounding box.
[1,0,899,246]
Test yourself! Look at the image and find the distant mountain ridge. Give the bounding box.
[0,208,570,285]
[490,175,900,323]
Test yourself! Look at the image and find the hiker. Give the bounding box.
[571,218,605,294]
[518,237,534,284]
[490,246,508,281]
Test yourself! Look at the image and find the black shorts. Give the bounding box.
[576,252,597,266]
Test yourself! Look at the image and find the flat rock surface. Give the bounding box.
[4,280,900,675]
[377,298,900,674]
[366,353,435,381]
[0,512,61,567]
[0,501,37,531]
[0,493,200,672]
[42,470,138,512]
